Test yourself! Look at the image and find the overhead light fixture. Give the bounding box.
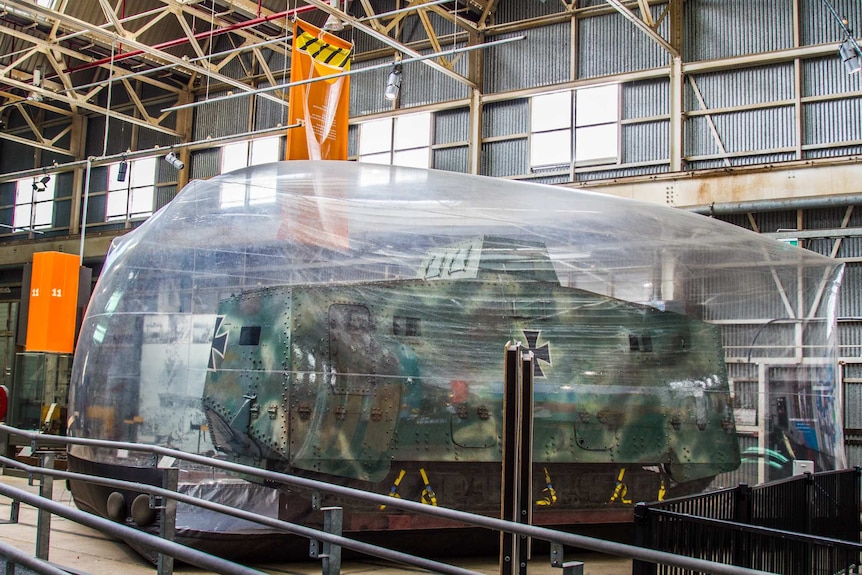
[384,62,402,101]
[322,0,345,32]
[839,39,862,74]
[32,175,50,192]
[164,152,184,170]
[27,68,43,102]
[117,159,128,182]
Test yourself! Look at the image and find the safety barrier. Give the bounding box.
[0,423,782,575]
[633,468,862,574]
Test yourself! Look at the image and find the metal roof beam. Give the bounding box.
[605,0,678,57]
[3,0,288,108]
[302,0,478,89]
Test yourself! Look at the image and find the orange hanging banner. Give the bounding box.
[25,251,80,354]
[285,20,353,161]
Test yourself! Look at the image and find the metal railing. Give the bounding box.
[633,468,862,575]
[0,423,781,575]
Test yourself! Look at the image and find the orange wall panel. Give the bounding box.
[25,252,80,354]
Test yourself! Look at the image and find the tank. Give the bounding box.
[65,160,845,559]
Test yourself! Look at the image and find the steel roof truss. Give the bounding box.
[4,0,287,108]
[605,0,678,57]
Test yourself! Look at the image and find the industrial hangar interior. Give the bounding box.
[0,0,861,557]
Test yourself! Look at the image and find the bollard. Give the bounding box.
[35,452,54,561]
[157,457,178,575]
[309,491,343,575]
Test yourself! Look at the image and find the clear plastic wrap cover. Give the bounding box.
[68,161,845,532]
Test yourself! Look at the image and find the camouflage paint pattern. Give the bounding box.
[203,237,739,507]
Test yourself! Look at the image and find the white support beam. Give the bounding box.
[4,0,288,108]
[302,0,478,90]
[605,0,679,57]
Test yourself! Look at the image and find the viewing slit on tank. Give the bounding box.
[202,236,740,518]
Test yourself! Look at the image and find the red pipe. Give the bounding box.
[65,5,315,75]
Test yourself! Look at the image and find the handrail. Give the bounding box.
[650,508,862,548]
[0,424,779,575]
[0,482,268,575]
[0,454,481,575]
[0,538,73,575]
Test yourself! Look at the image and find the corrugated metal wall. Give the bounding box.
[578,11,667,78]
[484,27,571,93]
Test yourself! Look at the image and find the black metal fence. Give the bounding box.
[633,468,862,575]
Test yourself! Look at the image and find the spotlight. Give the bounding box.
[322,0,344,32]
[117,160,128,182]
[32,176,49,192]
[839,39,862,74]
[164,152,184,170]
[384,63,402,101]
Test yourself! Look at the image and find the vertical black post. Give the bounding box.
[632,503,656,575]
[500,343,521,575]
[517,349,534,575]
[733,484,751,568]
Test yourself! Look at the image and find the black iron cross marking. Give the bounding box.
[522,329,551,378]
[209,316,228,370]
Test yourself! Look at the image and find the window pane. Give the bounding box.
[33,201,53,228]
[575,124,618,163]
[15,181,33,205]
[394,113,431,150]
[358,118,393,155]
[249,187,276,205]
[220,182,246,209]
[34,178,54,203]
[13,204,31,230]
[531,130,571,167]
[106,190,128,220]
[576,84,619,127]
[108,163,129,192]
[130,187,154,216]
[393,148,430,169]
[222,142,249,173]
[358,153,391,165]
[130,158,156,188]
[532,91,572,132]
[251,137,280,166]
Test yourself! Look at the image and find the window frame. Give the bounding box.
[357,112,433,168]
[14,176,55,232]
[105,158,157,223]
[528,84,621,171]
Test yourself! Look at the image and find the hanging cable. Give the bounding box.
[101,41,116,158]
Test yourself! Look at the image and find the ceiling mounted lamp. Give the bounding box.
[839,39,862,74]
[384,62,402,101]
[164,151,184,170]
[32,175,49,192]
[322,0,345,32]
[27,68,43,103]
[117,158,128,182]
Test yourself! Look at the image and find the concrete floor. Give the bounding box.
[0,473,632,575]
